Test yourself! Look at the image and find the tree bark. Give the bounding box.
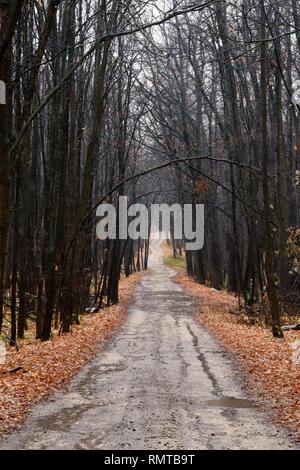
[260,0,283,338]
[0,1,12,329]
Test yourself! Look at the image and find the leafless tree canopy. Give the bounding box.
[0,0,300,340]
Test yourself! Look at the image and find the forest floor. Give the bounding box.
[165,248,300,442]
[177,276,300,443]
[0,273,142,437]
[0,241,297,450]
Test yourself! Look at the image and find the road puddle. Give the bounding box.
[203,397,255,409]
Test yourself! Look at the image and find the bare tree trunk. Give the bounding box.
[260,0,283,338]
[0,1,12,329]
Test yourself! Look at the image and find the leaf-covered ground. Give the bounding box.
[0,274,142,437]
[177,275,300,442]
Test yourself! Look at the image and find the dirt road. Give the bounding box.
[0,242,297,450]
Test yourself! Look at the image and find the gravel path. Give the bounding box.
[0,242,297,450]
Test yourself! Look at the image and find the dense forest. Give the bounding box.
[0,0,300,345]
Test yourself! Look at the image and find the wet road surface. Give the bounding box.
[0,243,297,450]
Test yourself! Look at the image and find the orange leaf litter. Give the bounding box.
[0,274,142,437]
[176,274,300,442]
